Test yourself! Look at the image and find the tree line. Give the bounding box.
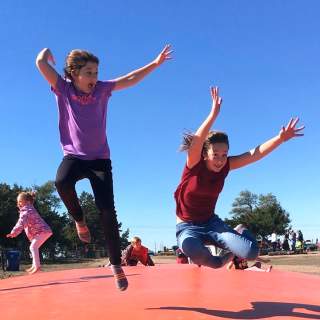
[0,182,291,260]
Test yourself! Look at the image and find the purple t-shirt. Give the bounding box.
[51,76,115,160]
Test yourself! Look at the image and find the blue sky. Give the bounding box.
[1,1,319,251]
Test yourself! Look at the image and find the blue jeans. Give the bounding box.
[176,215,259,268]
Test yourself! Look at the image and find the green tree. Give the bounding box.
[225,190,291,238]
[229,190,258,219]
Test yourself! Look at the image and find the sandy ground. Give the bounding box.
[1,251,319,279]
[261,251,320,275]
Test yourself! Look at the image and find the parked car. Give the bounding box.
[304,240,318,251]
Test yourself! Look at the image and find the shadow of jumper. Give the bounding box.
[148,302,320,319]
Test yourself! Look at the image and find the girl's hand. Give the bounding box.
[6,234,14,238]
[210,86,222,116]
[279,117,305,142]
[154,44,173,66]
[42,48,56,65]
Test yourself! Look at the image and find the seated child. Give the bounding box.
[121,236,155,266]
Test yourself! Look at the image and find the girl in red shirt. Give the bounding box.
[175,87,304,269]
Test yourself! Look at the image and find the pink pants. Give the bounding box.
[30,232,52,269]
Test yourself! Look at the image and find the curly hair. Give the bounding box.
[64,49,99,80]
[180,130,229,155]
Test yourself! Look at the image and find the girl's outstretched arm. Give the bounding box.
[187,87,222,169]
[112,44,172,91]
[6,215,27,238]
[229,117,305,170]
[36,48,59,89]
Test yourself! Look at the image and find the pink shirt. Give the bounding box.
[9,204,52,241]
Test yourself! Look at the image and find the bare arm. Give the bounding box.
[122,245,133,265]
[187,87,222,169]
[229,117,305,170]
[146,255,155,266]
[112,45,172,91]
[36,48,59,89]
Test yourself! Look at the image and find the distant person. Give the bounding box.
[289,230,296,251]
[282,233,290,251]
[295,230,304,252]
[121,237,155,266]
[271,231,278,252]
[174,86,304,269]
[297,230,304,243]
[36,45,171,290]
[6,192,52,274]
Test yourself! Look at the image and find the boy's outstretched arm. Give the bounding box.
[36,48,59,89]
[112,44,172,91]
[187,87,222,169]
[229,117,305,170]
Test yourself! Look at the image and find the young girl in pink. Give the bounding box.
[7,192,52,274]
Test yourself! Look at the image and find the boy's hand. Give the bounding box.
[210,86,222,116]
[154,44,173,66]
[6,234,14,238]
[279,117,305,142]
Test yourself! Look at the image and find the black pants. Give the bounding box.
[55,156,121,265]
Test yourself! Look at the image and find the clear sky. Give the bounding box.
[1,1,319,251]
